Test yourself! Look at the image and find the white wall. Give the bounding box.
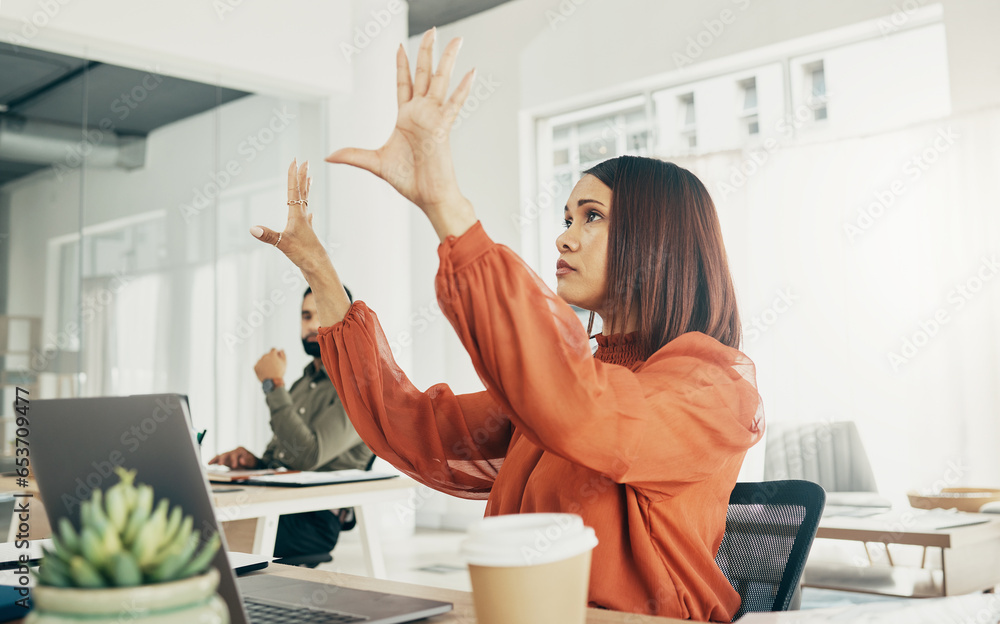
[0,0,352,96]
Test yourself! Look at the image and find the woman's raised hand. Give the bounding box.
[325,28,478,241]
[250,160,331,279]
[249,160,351,326]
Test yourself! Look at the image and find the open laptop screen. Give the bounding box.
[31,394,250,623]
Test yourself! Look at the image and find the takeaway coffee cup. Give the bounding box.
[460,513,598,624]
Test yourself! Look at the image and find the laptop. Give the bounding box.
[31,394,453,624]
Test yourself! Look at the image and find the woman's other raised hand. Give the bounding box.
[250,160,329,277]
[249,159,352,326]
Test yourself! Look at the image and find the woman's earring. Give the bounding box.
[586,311,595,337]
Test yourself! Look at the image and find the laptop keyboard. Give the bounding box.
[245,597,368,623]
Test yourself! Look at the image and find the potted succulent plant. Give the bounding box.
[27,467,227,624]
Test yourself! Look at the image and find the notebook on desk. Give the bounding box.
[243,470,398,487]
[207,466,398,487]
[31,394,452,624]
[206,467,300,482]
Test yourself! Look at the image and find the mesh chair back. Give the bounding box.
[715,480,825,621]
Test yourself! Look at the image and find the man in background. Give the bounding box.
[210,285,373,561]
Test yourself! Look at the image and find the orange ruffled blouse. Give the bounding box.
[319,221,764,622]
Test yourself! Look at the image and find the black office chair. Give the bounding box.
[338,453,379,532]
[715,480,826,621]
[273,452,378,568]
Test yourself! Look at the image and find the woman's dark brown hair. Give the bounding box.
[584,155,741,356]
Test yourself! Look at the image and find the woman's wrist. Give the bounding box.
[427,195,478,242]
[302,262,352,327]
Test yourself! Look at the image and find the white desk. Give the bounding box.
[2,475,416,580]
[806,509,1000,597]
[211,476,416,578]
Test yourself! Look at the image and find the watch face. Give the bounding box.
[262,379,275,393]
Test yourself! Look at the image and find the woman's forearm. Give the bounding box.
[302,257,352,327]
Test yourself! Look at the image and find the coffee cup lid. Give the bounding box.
[461,513,598,567]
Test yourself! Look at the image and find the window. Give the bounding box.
[805,61,828,121]
[545,101,653,198]
[679,93,696,148]
[739,77,759,136]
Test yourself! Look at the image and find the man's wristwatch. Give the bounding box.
[262,378,282,394]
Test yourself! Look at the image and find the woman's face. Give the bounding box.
[555,174,613,315]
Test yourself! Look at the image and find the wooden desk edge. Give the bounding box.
[256,564,688,623]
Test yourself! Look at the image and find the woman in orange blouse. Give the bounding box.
[250,30,763,622]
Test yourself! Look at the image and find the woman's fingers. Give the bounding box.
[444,68,477,124]
[396,44,413,107]
[412,28,435,97]
[297,161,309,214]
[427,37,463,103]
[250,225,282,247]
[287,159,299,205]
[325,147,381,176]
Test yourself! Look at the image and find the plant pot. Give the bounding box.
[26,567,228,624]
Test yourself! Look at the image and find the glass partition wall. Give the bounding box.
[1,44,321,461]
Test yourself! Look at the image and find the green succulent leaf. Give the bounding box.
[57,518,80,555]
[35,562,72,588]
[105,483,129,533]
[161,505,184,546]
[175,532,220,580]
[122,485,154,547]
[69,556,106,588]
[108,551,143,587]
[149,531,199,583]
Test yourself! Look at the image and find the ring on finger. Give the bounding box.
[287,200,308,206]
[275,232,282,247]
